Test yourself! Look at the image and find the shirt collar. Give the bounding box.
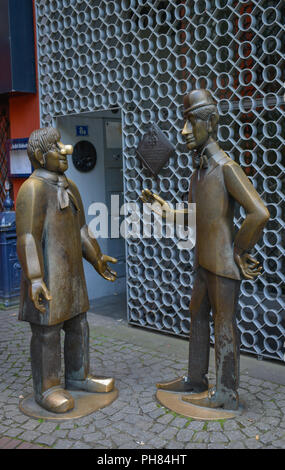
[32,168,68,186]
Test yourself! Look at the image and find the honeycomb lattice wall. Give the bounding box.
[35,0,285,361]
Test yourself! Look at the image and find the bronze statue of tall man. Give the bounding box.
[16,127,117,414]
[141,89,269,410]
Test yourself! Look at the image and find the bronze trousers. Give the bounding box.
[188,267,241,396]
[29,312,89,398]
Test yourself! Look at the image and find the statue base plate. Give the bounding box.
[156,389,244,421]
[19,388,119,421]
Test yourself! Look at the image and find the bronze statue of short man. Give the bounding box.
[16,127,117,414]
[141,89,269,410]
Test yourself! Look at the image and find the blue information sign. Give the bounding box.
[76,126,89,137]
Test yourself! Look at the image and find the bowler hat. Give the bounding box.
[183,89,217,115]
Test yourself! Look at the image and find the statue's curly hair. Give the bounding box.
[27,127,60,162]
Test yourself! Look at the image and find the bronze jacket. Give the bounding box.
[189,149,268,280]
[16,169,89,326]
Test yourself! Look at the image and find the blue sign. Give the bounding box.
[76,126,89,137]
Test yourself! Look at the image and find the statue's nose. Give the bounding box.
[64,145,73,155]
[59,143,73,155]
[181,121,191,136]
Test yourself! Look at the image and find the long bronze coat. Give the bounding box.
[189,149,268,280]
[16,169,89,326]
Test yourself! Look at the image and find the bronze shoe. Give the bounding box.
[156,375,208,393]
[182,387,239,410]
[66,374,115,393]
[36,386,74,413]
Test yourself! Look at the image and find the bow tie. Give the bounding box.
[32,169,80,211]
[194,153,209,170]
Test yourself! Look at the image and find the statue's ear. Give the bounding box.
[207,113,218,135]
[34,148,45,167]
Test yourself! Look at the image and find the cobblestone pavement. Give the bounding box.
[0,305,285,450]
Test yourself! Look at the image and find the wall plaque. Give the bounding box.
[136,123,175,177]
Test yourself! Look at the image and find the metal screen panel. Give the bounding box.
[35,0,284,361]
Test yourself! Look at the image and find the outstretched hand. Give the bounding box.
[234,252,262,280]
[140,188,156,204]
[29,279,52,313]
[140,189,170,214]
[97,254,117,282]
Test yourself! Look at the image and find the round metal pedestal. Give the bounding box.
[156,389,244,421]
[19,388,118,421]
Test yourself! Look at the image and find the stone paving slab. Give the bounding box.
[0,435,46,449]
[0,307,284,450]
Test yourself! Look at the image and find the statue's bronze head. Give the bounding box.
[182,89,219,150]
[27,127,60,164]
[27,127,73,174]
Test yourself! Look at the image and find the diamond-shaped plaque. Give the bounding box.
[136,122,175,176]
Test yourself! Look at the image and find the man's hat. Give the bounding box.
[183,89,217,115]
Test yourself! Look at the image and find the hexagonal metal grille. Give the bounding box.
[35,0,285,361]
